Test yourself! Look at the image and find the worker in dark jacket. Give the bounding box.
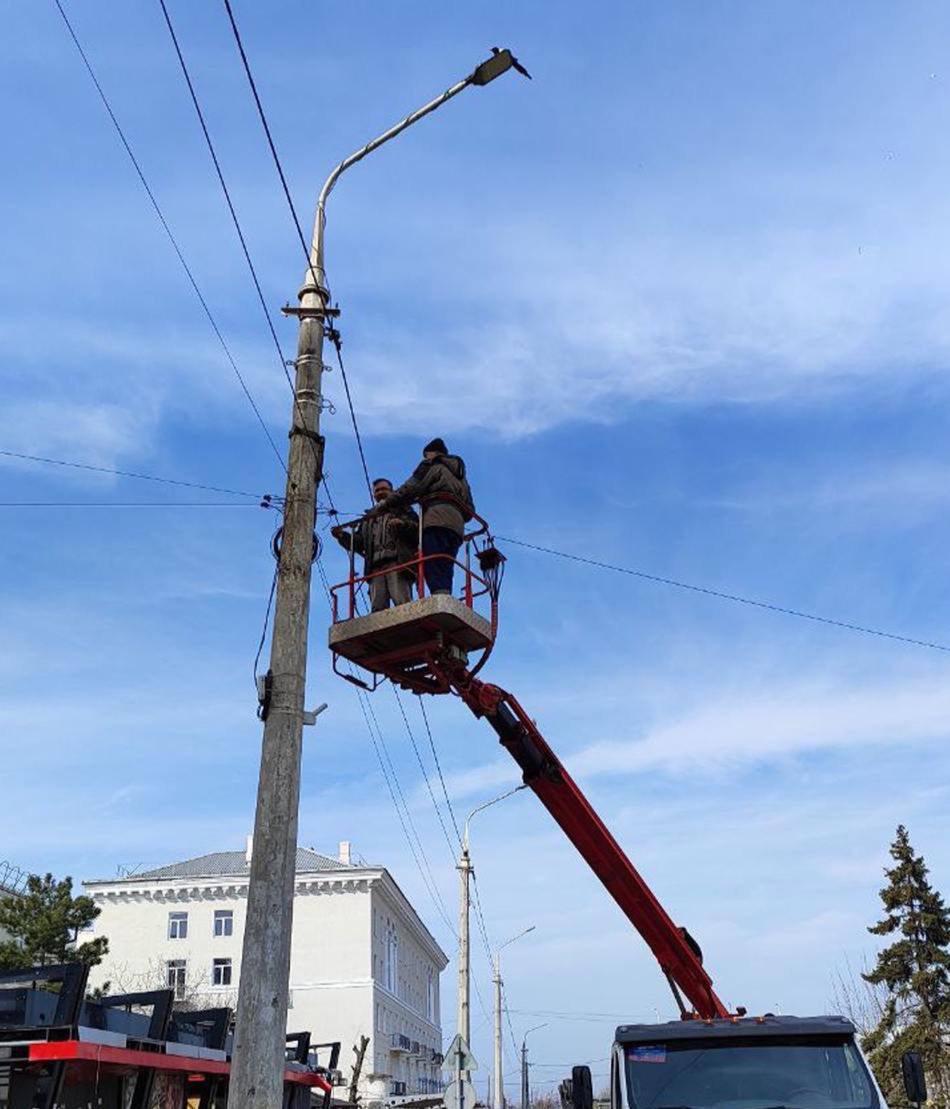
[332,478,419,612]
[370,438,475,597]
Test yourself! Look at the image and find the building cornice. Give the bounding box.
[86,874,375,903]
[84,865,448,967]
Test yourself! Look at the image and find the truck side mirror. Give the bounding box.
[571,1065,593,1109]
[901,1051,927,1106]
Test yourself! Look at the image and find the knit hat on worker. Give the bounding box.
[424,437,448,455]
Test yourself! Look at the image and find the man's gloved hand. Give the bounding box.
[330,525,344,540]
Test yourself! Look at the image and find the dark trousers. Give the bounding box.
[422,527,462,595]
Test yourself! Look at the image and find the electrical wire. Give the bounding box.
[499,536,950,654]
[362,682,457,936]
[156,0,287,385]
[219,0,374,500]
[253,566,278,684]
[311,548,492,1033]
[328,333,374,499]
[51,0,286,476]
[0,448,265,499]
[358,685,457,937]
[392,687,458,862]
[0,501,265,508]
[219,0,316,285]
[155,0,327,500]
[419,697,464,848]
[312,557,459,939]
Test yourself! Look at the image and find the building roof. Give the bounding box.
[92,847,356,883]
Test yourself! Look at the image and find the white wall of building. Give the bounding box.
[83,855,447,1104]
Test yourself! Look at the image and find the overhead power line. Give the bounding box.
[219,0,374,499]
[419,698,464,848]
[0,501,263,508]
[157,0,324,487]
[499,536,950,654]
[0,447,263,498]
[393,687,458,863]
[51,0,286,475]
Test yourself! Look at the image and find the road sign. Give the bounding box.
[442,1034,478,1073]
[443,1079,478,1109]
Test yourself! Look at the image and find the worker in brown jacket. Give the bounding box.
[332,478,419,611]
[369,438,475,597]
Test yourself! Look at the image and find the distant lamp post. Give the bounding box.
[494,926,536,1109]
[457,785,528,1061]
[521,1024,548,1109]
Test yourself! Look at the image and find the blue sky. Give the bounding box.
[4,0,950,1095]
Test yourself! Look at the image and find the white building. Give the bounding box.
[83,841,448,1104]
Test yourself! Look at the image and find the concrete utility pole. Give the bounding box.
[459,786,526,1074]
[227,48,528,1109]
[459,785,527,1109]
[520,1024,548,1109]
[493,954,504,1109]
[457,838,473,1055]
[493,926,535,1109]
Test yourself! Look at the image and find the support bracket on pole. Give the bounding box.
[302,703,328,726]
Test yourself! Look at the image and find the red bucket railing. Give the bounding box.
[330,502,492,623]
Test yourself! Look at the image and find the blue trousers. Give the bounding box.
[422,527,462,594]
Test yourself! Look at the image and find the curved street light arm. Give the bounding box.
[464,783,528,853]
[298,47,526,311]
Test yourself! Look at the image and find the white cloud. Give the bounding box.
[440,671,950,801]
[577,674,950,775]
[330,198,950,438]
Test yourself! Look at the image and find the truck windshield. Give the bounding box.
[624,1036,879,1109]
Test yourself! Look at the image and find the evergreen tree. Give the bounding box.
[0,873,108,971]
[862,826,950,1107]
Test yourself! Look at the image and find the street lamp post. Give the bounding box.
[227,49,528,1109]
[458,785,527,1066]
[494,926,536,1109]
[520,1024,548,1109]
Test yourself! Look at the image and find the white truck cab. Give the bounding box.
[566,1015,920,1109]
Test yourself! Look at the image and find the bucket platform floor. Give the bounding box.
[329,594,492,665]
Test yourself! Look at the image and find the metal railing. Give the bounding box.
[331,500,493,623]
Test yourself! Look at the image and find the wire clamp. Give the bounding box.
[289,426,325,446]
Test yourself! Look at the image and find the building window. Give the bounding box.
[385,921,398,993]
[213,909,233,937]
[212,958,232,987]
[426,966,434,1020]
[168,911,188,939]
[166,959,186,999]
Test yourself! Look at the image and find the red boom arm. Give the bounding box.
[432,662,730,1020]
